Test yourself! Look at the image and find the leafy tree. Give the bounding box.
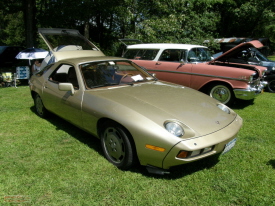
[2,11,25,46]
[218,0,275,38]
[1,0,275,54]
[216,0,275,51]
[126,0,222,45]
[0,0,25,46]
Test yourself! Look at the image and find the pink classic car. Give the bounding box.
[122,42,267,106]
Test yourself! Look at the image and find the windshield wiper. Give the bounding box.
[104,82,119,86]
[89,82,119,88]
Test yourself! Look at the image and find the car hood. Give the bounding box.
[261,61,275,70]
[210,40,264,63]
[87,82,237,136]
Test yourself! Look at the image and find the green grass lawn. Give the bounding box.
[1,86,275,205]
[268,55,275,61]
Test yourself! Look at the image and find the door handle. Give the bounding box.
[156,62,161,65]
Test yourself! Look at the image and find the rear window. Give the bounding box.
[43,34,98,51]
[123,49,159,60]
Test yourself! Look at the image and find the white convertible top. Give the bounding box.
[127,43,207,50]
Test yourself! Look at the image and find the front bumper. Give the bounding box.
[233,81,267,100]
[161,115,243,169]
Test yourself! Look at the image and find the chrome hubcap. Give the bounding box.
[211,86,231,104]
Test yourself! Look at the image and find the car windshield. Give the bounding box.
[251,47,269,61]
[80,60,156,89]
[187,48,213,62]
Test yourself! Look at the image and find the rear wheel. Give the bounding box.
[208,84,234,106]
[267,80,275,93]
[34,94,49,118]
[100,121,136,170]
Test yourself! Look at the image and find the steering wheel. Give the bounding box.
[119,73,134,83]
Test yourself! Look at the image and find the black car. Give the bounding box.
[213,41,275,93]
[0,46,25,68]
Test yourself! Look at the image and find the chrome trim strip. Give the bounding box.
[149,69,249,82]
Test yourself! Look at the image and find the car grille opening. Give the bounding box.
[177,146,214,159]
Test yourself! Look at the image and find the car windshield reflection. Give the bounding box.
[80,60,154,89]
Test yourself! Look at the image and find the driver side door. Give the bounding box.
[42,64,83,127]
[154,49,192,86]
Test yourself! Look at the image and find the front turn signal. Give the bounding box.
[145,144,165,152]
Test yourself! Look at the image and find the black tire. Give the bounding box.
[267,79,275,93]
[208,83,235,106]
[100,121,136,170]
[34,94,49,118]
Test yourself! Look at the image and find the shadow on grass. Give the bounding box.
[230,99,255,109]
[135,154,221,179]
[30,106,221,179]
[30,106,102,155]
[267,160,275,169]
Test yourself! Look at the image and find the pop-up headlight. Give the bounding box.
[165,121,184,137]
[217,104,230,114]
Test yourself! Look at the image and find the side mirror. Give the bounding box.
[59,83,75,95]
[180,59,186,65]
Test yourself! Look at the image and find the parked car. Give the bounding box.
[122,42,267,106]
[0,46,25,67]
[29,28,243,174]
[213,40,275,93]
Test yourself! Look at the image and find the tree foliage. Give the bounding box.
[0,0,275,54]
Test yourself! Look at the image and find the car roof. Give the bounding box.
[127,43,207,50]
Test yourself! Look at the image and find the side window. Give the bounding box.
[139,50,159,60]
[49,64,79,89]
[123,49,159,60]
[123,49,141,59]
[35,64,53,77]
[159,49,184,62]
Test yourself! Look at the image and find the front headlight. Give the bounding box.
[217,104,230,114]
[165,121,184,137]
[271,67,275,71]
[249,73,256,82]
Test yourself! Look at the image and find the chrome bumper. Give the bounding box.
[233,81,267,100]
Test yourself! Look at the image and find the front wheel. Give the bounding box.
[100,121,137,170]
[208,84,235,106]
[34,94,49,118]
[266,79,275,93]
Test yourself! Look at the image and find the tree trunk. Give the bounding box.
[23,0,36,48]
[84,21,90,39]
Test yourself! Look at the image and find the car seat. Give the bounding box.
[67,67,79,88]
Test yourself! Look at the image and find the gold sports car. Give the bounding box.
[29,28,243,174]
